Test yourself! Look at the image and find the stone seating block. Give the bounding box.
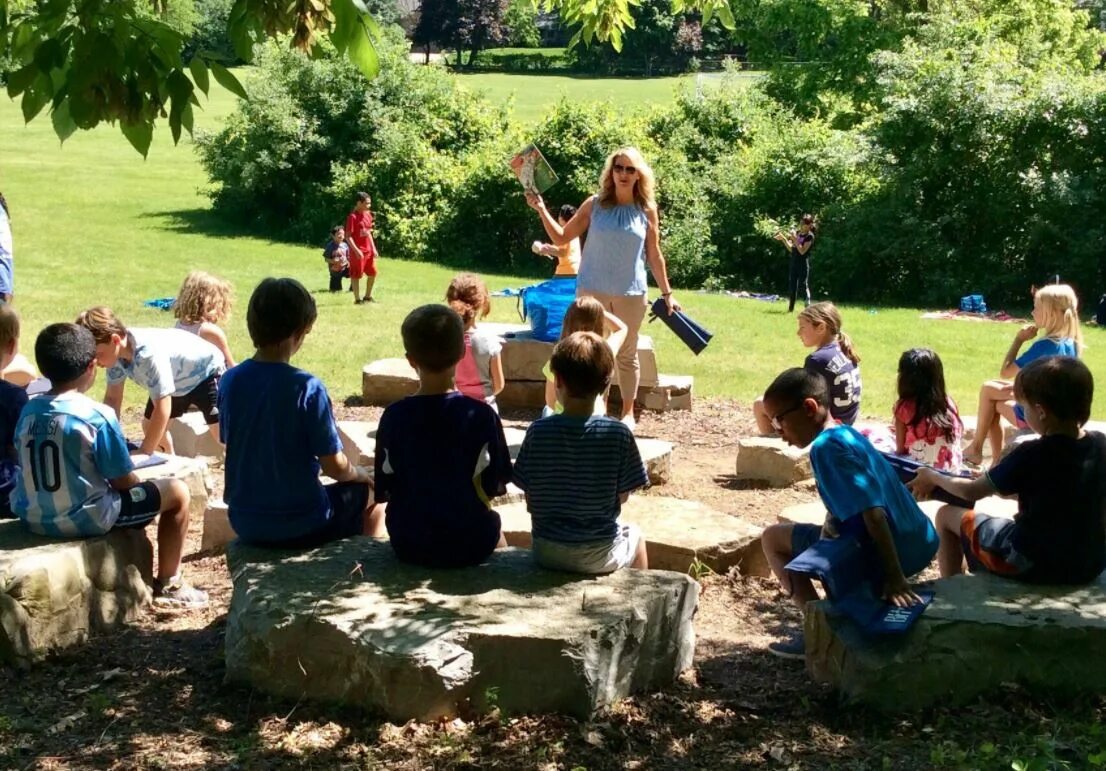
[499,380,546,409]
[224,539,698,720]
[806,571,1106,711]
[778,496,1017,528]
[0,520,152,665]
[361,359,419,406]
[497,495,768,576]
[611,374,693,413]
[337,421,529,466]
[734,437,812,488]
[167,412,224,459]
[135,454,211,523]
[499,330,659,388]
[200,500,233,552]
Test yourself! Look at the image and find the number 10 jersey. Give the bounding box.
[13,392,135,537]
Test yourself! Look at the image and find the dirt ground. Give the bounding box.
[2,400,1102,769]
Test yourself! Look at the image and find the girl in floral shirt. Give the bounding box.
[894,348,964,472]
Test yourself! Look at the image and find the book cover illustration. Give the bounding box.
[510,144,558,195]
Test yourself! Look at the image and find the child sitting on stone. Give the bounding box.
[513,331,649,573]
[218,278,379,548]
[911,356,1105,584]
[373,304,513,568]
[0,304,27,518]
[759,367,938,659]
[13,323,207,607]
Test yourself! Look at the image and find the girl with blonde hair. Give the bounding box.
[525,146,680,432]
[542,296,628,417]
[174,271,236,367]
[963,283,1083,466]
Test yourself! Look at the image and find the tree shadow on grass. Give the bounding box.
[140,207,306,247]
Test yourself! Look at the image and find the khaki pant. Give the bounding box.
[578,290,648,407]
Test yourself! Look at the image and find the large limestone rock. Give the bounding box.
[167,412,224,459]
[361,359,419,406]
[734,437,812,488]
[498,380,546,409]
[612,374,692,413]
[224,539,698,719]
[498,330,659,387]
[0,520,153,665]
[135,454,211,523]
[779,496,1017,528]
[498,495,768,576]
[200,500,233,552]
[806,572,1106,711]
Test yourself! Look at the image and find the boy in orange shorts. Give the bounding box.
[344,191,378,304]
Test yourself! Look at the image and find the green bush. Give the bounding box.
[466,48,571,71]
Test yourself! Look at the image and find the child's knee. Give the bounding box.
[761,523,794,556]
[156,478,191,515]
[935,504,967,534]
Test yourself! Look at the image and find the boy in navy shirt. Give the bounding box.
[513,331,649,573]
[912,357,1105,585]
[759,368,938,659]
[373,304,512,568]
[218,278,379,548]
[0,304,27,518]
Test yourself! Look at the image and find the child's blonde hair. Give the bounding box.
[0,304,19,348]
[445,273,491,327]
[799,302,860,365]
[561,296,606,338]
[175,271,233,326]
[1034,284,1083,352]
[75,306,127,344]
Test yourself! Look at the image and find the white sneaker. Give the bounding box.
[621,414,636,433]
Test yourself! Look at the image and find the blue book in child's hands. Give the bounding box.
[880,452,974,509]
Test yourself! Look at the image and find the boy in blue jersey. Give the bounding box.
[0,304,28,518]
[513,331,649,573]
[14,324,208,607]
[373,304,513,568]
[75,306,225,456]
[759,368,938,659]
[218,278,380,548]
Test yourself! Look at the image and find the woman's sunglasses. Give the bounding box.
[613,163,637,175]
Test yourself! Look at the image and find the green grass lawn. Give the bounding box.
[2,75,1104,419]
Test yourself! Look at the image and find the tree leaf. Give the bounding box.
[51,97,77,143]
[120,119,153,158]
[21,85,49,123]
[210,62,248,99]
[6,64,37,98]
[188,57,209,96]
[347,14,380,79]
[181,102,194,135]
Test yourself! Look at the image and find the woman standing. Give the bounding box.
[0,192,12,303]
[527,147,680,431]
[775,214,815,313]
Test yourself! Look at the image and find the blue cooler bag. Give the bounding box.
[520,277,577,342]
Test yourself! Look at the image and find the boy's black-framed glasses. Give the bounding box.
[770,404,803,432]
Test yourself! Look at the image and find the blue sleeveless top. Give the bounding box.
[578,196,648,296]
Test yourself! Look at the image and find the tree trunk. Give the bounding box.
[424,43,430,65]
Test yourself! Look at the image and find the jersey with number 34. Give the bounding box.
[13,392,134,536]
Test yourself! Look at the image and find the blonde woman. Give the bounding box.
[526,146,680,432]
[963,283,1083,465]
[174,271,236,368]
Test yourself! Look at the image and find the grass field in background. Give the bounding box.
[2,74,1104,420]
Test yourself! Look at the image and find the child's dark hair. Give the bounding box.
[897,348,958,441]
[246,277,317,348]
[402,304,464,373]
[764,367,829,410]
[356,191,371,204]
[1014,356,1094,426]
[550,332,613,399]
[445,273,491,327]
[558,204,576,222]
[331,224,344,236]
[35,323,95,385]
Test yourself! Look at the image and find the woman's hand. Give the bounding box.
[525,191,545,212]
[663,294,681,315]
[1014,324,1038,344]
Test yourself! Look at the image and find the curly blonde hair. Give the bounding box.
[597,146,656,210]
[445,273,491,327]
[174,271,233,325]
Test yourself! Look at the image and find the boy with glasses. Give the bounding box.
[758,368,938,659]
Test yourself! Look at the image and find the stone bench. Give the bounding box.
[778,496,1017,528]
[224,539,698,719]
[497,495,767,576]
[166,411,224,459]
[734,437,812,488]
[806,571,1106,710]
[0,520,153,665]
[338,421,674,486]
[135,454,212,523]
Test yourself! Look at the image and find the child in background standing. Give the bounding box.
[174,271,236,368]
[323,225,350,293]
[894,348,964,472]
[963,284,1083,466]
[0,305,27,518]
[542,296,627,418]
[345,191,378,304]
[753,301,862,434]
[446,273,505,411]
[531,204,581,276]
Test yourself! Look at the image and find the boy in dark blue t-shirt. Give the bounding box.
[218,278,379,548]
[759,367,938,659]
[373,304,512,568]
[0,304,27,517]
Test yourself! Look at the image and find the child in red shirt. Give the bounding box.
[344,191,378,304]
